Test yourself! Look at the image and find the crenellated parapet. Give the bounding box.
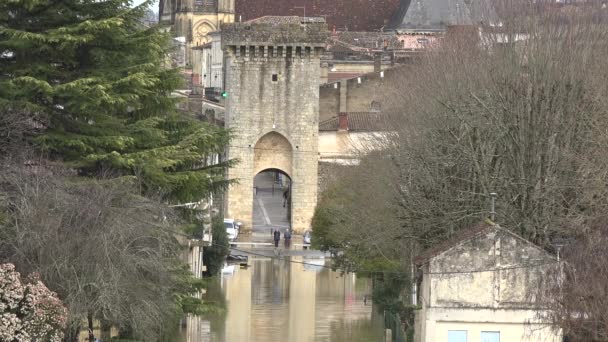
[221,20,328,61]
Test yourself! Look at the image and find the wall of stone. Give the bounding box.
[253,132,293,176]
[319,64,408,122]
[224,22,327,233]
[429,228,556,308]
[319,86,340,122]
[173,11,235,65]
[415,228,561,342]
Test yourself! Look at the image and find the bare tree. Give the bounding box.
[0,164,203,341]
[342,0,608,248]
[0,105,44,159]
[315,0,608,335]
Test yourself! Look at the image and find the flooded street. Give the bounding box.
[175,255,384,342]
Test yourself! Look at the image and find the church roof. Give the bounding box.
[392,0,496,31]
[235,0,402,32]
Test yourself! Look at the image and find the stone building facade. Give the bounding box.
[193,31,224,89]
[222,18,328,233]
[159,0,235,64]
[414,222,561,342]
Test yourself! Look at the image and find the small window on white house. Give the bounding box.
[448,330,467,342]
[272,74,278,82]
[481,331,500,342]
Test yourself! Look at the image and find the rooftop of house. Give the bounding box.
[326,72,370,83]
[235,0,402,32]
[319,112,391,132]
[414,220,557,266]
[246,15,326,25]
[330,31,402,51]
[414,220,496,266]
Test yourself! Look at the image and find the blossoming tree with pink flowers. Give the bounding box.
[0,264,67,342]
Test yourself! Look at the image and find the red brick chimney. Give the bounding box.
[192,73,201,86]
[338,112,348,131]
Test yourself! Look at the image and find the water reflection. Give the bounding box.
[175,256,383,342]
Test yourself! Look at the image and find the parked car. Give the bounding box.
[303,230,312,249]
[224,218,241,241]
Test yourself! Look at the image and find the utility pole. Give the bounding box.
[489,192,498,221]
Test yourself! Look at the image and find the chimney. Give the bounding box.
[192,73,201,86]
[374,53,382,73]
[338,112,348,131]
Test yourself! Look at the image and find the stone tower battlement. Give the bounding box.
[222,20,328,50]
[223,18,328,233]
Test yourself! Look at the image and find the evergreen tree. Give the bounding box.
[204,216,230,276]
[0,0,231,203]
[1,1,233,339]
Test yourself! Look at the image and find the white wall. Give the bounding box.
[318,131,390,162]
[415,228,562,342]
[432,320,560,342]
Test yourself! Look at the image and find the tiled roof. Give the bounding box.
[246,16,326,25]
[331,32,402,50]
[393,0,497,31]
[319,112,390,132]
[235,0,402,32]
[414,221,496,265]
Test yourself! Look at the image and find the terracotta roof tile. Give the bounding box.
[331,32,402,50]
[246,15,325,24]
[319,112,390,132]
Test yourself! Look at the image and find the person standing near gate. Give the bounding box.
[273,229,281,248]
[282,187,289,207]
[284,229,292,248]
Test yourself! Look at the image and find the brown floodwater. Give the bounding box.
[174,256,384,342]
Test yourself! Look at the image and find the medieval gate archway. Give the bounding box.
[222,20,327,233]
[252,133,293,232]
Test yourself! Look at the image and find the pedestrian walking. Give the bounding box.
[284,229,292,248]
[273,229,281,248]
[282,187,289,207]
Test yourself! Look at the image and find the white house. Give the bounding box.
[414,221,562,342]
[318,111,393,165]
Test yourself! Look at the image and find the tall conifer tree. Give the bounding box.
[0,0,231,203]
[1,1,232,339]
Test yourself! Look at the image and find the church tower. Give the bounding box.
[159,0,235,64]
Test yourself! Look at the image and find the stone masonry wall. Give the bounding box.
[430,228,556,309]
[224,21,328,233]
[319,64,409,122]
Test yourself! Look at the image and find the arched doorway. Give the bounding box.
[251,132,293,234]
[252,169,291,234]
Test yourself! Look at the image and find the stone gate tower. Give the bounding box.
[223,18,328,233]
